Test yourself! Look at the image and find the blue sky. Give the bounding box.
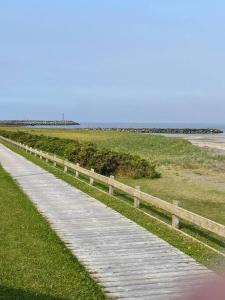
[1,0,225,122]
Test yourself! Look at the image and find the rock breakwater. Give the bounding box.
[0,120,80,126]
[80,128,223,134]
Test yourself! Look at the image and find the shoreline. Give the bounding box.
[170,134,225,153]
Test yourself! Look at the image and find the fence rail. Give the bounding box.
[1,135,225,240]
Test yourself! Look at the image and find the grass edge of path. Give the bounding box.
[0,151,107,299]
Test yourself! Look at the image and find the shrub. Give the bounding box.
[0,130,160,179]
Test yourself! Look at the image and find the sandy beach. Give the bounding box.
[172,134,225,153]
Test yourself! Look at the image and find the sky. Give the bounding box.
[1,0,225,123]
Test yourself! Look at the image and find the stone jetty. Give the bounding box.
[0,120,80,126]
[81,128,223,134]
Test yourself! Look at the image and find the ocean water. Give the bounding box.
[28,122,225,135]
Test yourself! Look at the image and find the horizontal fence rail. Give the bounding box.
[1,135,225,240]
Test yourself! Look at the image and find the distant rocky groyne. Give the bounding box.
[81,128,223,134]
[0,120,80,126]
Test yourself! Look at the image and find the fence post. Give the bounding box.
[34,150,37,157]
[25,146,28,153]
[172,200,180,229]
[40,151,43,160]
[75,163,79,178]
[46,154,48,163]
[90,169,94,185]
[109,175,115,195]
[64,160,68,173]
[53,155,57,167]
[134,186,141,208]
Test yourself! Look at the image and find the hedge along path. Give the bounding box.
[0,143,213,300]
[0,130,159,179]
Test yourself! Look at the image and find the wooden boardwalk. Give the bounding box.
[0,143,212,299]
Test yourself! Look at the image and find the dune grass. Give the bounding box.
[0,164,106,300]
[2,127,225,227]
[3,127,225,168]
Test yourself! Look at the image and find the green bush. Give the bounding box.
[0,130,160,179]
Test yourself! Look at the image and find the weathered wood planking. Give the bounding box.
[0,143,213,299]
[1,135,225,239]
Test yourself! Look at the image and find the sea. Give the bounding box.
[32,122,225,136]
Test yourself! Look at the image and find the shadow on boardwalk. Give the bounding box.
[0,285,65,300]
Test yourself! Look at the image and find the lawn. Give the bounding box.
[0,164,105,300]
[2,127,225,226]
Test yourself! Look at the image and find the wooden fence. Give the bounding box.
[1,135,225,240]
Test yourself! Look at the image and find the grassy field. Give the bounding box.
[2,127,225,226]
[9,128,225,167]
[0,164,105,300]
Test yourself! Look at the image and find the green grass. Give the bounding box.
[2,139,225,272]
[0,164,106,300]
[4,127,225,167]
[2,127,225,227]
